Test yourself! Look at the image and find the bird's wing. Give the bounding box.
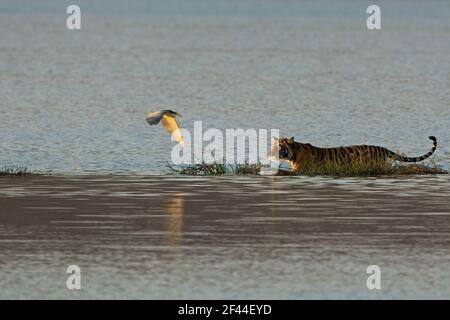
[146,111,164,125]
[161,115,184,145]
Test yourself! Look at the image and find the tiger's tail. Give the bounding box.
[391,136,437,162]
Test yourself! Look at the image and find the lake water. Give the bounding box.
[1,175,450,299]
[0,0,449,299]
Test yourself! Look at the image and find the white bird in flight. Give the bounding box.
[146,110,184,145]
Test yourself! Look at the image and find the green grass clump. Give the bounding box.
[298,157,447,176]
[234,162,264,175]
[168,161,262,175]
[0,166,44,176]
[0,166,36,176]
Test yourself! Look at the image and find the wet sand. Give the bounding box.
[0,175,449,299]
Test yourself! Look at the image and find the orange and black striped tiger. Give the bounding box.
[271,136,437,173]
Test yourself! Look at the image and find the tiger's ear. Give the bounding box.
[287,136,294,144]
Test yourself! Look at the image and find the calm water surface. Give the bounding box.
[0,0,449,299]
[1,175,450,299]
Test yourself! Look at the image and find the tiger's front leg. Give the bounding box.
[276,169,298,176]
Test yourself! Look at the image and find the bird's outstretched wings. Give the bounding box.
[146,111,164,125]
[161,115,184,145]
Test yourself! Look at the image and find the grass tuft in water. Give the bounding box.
[0,166,37,176]
[168,160,263,175]
[170,157,447,176]
[298,157,447,176]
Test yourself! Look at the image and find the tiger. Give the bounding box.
[270,136,437,174]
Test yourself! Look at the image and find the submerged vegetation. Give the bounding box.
[168,161,263,175]
[0,166,40,176]
[170,158,447,176]
[297,157,447,176]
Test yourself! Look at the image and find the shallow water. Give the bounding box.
[1,0,450,299]
[0,175,449,299]
[0,0,449,174]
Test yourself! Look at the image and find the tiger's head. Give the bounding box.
[270,137,295,161]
